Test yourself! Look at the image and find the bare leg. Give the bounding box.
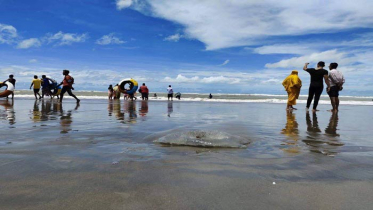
[335,97,340,112]
[329,97,337,112]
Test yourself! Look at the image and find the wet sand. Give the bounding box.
[1,98,373,209]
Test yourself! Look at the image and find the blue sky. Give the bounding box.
[1,0,373,95]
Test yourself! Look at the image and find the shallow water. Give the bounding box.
[1,98,373,209]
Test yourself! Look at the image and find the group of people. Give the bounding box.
[3,70,80,103]
[108,83,150,101]
[107,83,183,101]
[282,61,345,112]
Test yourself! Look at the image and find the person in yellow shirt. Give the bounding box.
[30,75,42,99]
[282,70,302,110]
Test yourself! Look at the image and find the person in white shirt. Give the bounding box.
[327,63,345,112]
[167,85,173,101]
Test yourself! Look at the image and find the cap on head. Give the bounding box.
[317,61,325,67]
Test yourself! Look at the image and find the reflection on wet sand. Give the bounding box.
[111,101,138,124]
[60,103,80,134]
[325,112,339,137]
[303,112,343,156]
[108,100,114,116]
[30,100,80,134]
[31,100,41,122]
[124,101,137,123]
[167,101,173,117]
[0,99,15,125]
[281,111,300,154]
[139,101,148,117]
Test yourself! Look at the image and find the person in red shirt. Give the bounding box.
[59,70,80,103]
[138,83,149,100]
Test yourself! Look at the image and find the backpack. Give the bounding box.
[65,76,74,85]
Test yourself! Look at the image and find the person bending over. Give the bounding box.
[4,74,16,99]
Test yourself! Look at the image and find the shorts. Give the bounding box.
[168,94,173,98]
[33,89,40,93]
[328,86,340,97]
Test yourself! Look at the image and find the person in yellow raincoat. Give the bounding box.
[282,70,302,110]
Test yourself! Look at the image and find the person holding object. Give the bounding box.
[282,70,302,110]
[3,75,16,99]
[327,63,345,112]
[41,75,51,99]
[303,61,330,112]
[59,70,80,103]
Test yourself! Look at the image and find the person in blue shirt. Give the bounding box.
[41,75,51,99]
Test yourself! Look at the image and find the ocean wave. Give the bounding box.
[9,94,373,105]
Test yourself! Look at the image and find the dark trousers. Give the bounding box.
[60,86,78,101]
[307,86,323,109]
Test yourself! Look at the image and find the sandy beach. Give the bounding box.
[1,98,373,210]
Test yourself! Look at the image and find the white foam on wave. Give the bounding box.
[11,95,373,105]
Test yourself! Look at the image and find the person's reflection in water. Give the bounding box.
[59,103,80,134]
[281,110,300,154]
[167,101,173,117]
[31,100,41,122]
[108,100,114,116]
[306,111,321,134]
[304,111,342,156]
[303,111,323,148]
[40,100,52,121]
[139,100,149,117]
[0,100,15,125]
[325,112,340,137]
[112,100,124,123]
[123,101,137,123]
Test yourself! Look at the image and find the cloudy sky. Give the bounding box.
[1,0,373,95]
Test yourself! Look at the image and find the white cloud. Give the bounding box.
[16,38,41,49]
[163,74,199,83]
[261,78,281,84]
[116,0,133,10]
[126,0,373,50]
[29,59,38,63]
[219,60,230,66]
[0,23,18,44]
[45,31,88,46]
[265,50,351,69]
[254,44,314,55]
[162,74,240,84]
[201,76,240,84]
[164,33,183,42]
[96,33,126,45]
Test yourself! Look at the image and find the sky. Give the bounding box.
[1,0,373,95]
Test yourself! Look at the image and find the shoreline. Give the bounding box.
[5,94,373,106]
